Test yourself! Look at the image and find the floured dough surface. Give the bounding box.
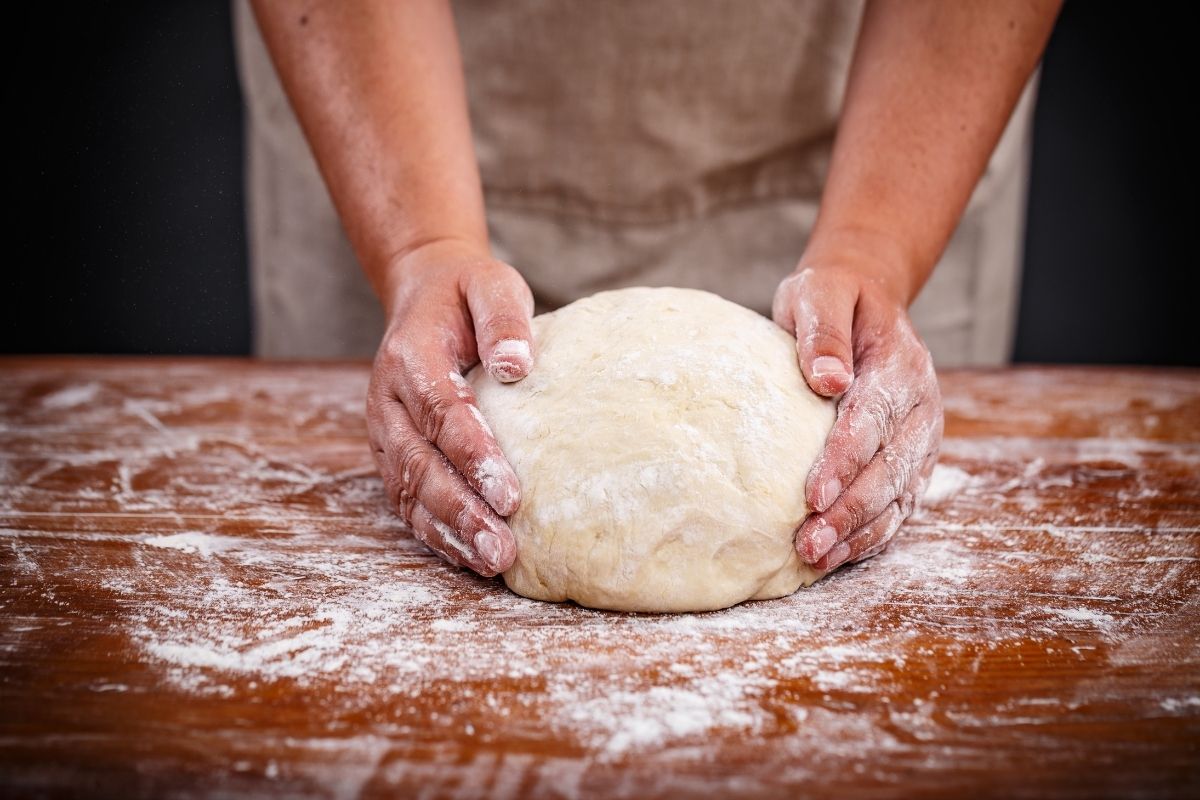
[469,287,835,612]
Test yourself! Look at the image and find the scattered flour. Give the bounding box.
[567,685,763,757]
[5,364,1196,796]
[85,513,1175,765]
[144,532,242,557]
[1160,696,1200,713]
[922,464,980,503]
[1053,607,1115,625]
[41,382,101,409]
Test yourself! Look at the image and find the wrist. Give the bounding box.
[378,235,491,317]
[798,225,920,308]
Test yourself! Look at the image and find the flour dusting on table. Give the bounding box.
[47,500,1190,771]
[3,363,1197,798]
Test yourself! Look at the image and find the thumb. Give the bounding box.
[466,262,536,383]
[773,268,857,397]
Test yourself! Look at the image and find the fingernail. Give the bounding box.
[823,542,851,570]
[488,339,532,383]
[484,479,520,518]
[807,525,839,561]
[475,456,520,516]
[818,478,842,511]
[474,529,503,572]
[812,356,850,380]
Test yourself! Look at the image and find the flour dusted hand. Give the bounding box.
[773,266,943,571]
[471,288,837,613]
[367,240,534,576]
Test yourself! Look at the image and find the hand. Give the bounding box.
[366,239,535,576]
[772,264,943,572]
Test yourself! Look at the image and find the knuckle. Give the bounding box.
[803,320,851,353]
[481,312,528,340]
[412,389,454,445]
[453,506,479,537]
[450,488,488,532]
[815,445,857,497]
[380,329,415,368]
[838,490,871,529]
[881,449,913,497]
[827,401,863,445]
[777,270,804,296]
[477,261,535,311]
[790,267,820,295]
[861,394,898,446]
[394,437,432,496]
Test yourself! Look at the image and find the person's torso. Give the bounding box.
[454,0,864,224]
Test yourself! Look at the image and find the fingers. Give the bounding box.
[798,401,940,572]
[386,346,521,517]
[406,499,472,569]
[772,268,857,397]
[365,248,531,577]
[370,399,516,576]
[796,400,940,562]
[804,366,923,514]
[813,500,905,572]
[466,263,535,383]
[774,268,944,573]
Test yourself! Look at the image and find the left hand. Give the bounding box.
[772,264,943,572]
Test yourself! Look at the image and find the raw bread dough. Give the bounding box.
[469,287,835,612]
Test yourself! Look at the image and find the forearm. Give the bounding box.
[249,0,485,308]
[806,0,1061,304]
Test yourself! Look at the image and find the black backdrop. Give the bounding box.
[4,2,1195,364]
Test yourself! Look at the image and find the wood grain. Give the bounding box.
[1,358,1197,799]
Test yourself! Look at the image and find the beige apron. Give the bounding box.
[234,0,1035,365]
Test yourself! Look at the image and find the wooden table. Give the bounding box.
[1,358,1197,799]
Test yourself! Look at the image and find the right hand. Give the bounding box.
[367,239,535,577]
[773,264,942,573]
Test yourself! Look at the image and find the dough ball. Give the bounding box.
[469,287,835,612]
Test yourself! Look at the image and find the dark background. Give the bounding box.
[4,2,1195,363]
